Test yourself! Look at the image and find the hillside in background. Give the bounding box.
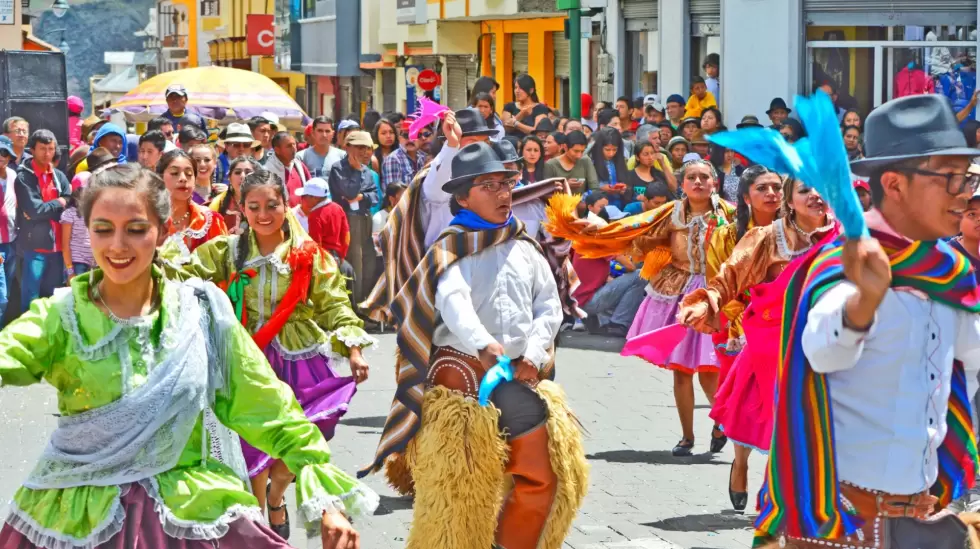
[32,0,154,113]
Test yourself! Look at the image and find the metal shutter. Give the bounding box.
[622,0,658,19]
[446,57,475,110]
[553,31,570,78]
[512,33,529,75]
[489,34,496,74]
[689,0,720,25]
[803,0,975,12]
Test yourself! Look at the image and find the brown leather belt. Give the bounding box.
[778,483,938,549]
[426,347,540,399]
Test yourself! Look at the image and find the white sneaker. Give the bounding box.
[572,319,586,332]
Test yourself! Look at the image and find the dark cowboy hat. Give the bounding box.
[442,142,519,193]
[736,115,763,129]
[455,108,498,137]
[766,97,791,115]
[850,94,980,176]
[534,117,556,134]
[492,139,522,166]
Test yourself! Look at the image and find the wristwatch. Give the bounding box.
[64,266,75,277]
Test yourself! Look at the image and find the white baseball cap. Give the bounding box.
[294,177,331,198]
[643,94,664,111]
[682,152,703,163]
[260,111,281,131]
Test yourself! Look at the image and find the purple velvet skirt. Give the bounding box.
[0,483,292,548]
[241,344,357,478]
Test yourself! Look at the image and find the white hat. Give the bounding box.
[604,204,627,220]
[682,152,703,163]
[294,177,331,199]
[643,94,663,111]
[260,111,281,131]
[222,122,260,146]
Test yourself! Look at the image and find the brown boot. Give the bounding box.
[494,423,558,549]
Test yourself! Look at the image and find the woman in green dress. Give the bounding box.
[161,169,374,541]
[0,164,376,549]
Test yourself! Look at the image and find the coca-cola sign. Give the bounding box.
[417,69,440,91]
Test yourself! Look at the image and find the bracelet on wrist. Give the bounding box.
[64,267,75,276]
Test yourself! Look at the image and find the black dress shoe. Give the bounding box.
[267,483,291,540]
[672,438,694,457]
[728,462,748,512]
[605,323,629,338]
[709,424,728,453]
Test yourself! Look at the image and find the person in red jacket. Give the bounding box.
[294,178,355,297]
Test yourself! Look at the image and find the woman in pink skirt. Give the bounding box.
[545,159,736,457]
[679,177,837,511]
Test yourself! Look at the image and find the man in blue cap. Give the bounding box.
[665,93,686,131]
[162,84,205,132]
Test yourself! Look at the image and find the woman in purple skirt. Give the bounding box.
[165,169,375,540]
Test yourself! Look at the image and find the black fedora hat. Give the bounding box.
[442,142,519,193]
[766,98,791,115]
[455,108,497,137]
[736,115,762,129]
[492,139,522,165]
[534,118,555,134]
[850,94,980,176]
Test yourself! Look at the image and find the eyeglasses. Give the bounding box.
[476,178,517,194]
[906,167,980,195]
[10,129,28,136]
[400,131,433,140]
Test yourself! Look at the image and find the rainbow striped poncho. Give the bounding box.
[755,230,980,542]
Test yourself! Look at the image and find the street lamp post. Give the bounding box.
[557,0,581,120]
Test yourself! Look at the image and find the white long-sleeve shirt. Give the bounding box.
[433,239,561,369]
[422,145,458,247]
[801,281,980,495]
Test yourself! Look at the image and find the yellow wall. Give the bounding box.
[258,56,305,98]
[171,0,199,67]
[480,17,566,109]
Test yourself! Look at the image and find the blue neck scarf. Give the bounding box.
[451,209,515,231]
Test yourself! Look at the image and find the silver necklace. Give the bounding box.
[94,281,155,323]
[790,216,833,240]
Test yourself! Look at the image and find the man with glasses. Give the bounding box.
[755,93,980,548]
[148,117,176,143]
[2,117,29,168]
[381,119,429,192]
[298,116,346,178]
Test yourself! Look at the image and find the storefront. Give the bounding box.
[480,17,567,109]
[803,0,978,115]
[622,0,658,99]
[689,0,720,81]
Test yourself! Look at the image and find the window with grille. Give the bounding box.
[201,0,219,17]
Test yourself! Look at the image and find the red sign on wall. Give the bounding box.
[417,69,441,91]
[246,14,275,57]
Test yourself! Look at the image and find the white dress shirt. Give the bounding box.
[433,239,561,369]
[421,145,458,247]
[802,281,980,495]
[512,200,547,239]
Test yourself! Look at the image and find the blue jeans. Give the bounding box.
[0,242,15,323]
[74,262,92,276]
[20,250,64,313]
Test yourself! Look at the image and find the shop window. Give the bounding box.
[626,30,658,98]
[807,25,977,117]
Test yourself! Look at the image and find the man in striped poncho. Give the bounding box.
[359,141,589,549]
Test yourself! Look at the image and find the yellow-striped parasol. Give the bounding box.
[110,66,309,130]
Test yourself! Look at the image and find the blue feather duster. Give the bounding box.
[708,91,868,239]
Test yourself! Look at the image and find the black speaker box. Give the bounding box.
[0,50,70,166]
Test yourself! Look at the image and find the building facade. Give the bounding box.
[362,0,571,114]
[205,0,305,103]
[598,0,979,128]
